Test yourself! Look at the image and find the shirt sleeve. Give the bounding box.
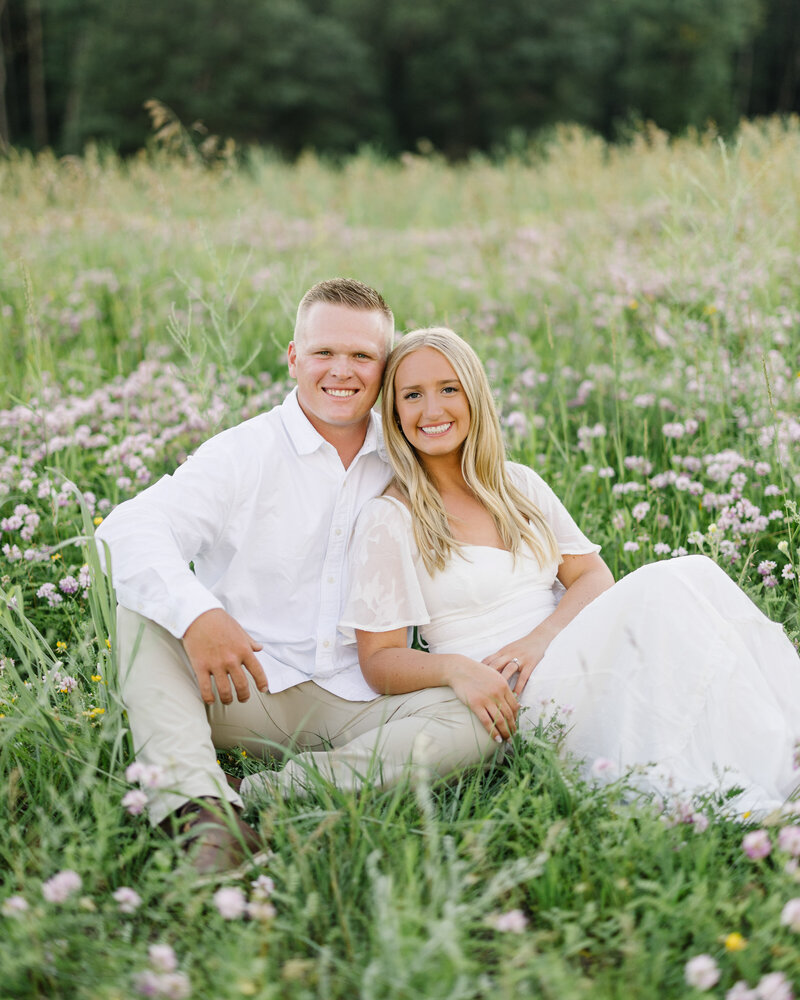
[507,462,601,557]
[93,430,243,637]
[339,497,430,639]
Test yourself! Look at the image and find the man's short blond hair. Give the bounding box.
[294,278,394,352]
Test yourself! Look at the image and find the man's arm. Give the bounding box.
[95,431,268,702]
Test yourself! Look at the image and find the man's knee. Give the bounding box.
[410,694,500,772]
[115,605,195,698]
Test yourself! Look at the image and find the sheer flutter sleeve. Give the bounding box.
[340,497,430,639]
[507,462,601,556]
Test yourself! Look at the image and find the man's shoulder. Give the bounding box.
[194,400,287,455]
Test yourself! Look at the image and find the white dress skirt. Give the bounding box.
[341,463,800,815]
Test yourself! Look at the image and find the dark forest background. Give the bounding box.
[1,0,799,158]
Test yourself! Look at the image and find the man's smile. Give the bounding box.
[323,388,358,397]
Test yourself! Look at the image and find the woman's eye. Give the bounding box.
[403,391,420,400]
[442,386,458,394]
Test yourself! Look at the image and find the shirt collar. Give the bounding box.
[281,387,386,461]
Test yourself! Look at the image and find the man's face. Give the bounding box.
[287,302,389,441]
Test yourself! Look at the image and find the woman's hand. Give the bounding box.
[482,627,553,697]
[483,552,615,697]
[444,655,520,742]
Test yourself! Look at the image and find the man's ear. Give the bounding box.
[287,341,298,378]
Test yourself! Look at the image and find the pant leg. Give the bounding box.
[118,607,499,818]
[240,683,500,799]
[117,607,289,825]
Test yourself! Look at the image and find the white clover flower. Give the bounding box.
[726,982,757,1000]
[684,954,720,990]
[488,909,528,933]
[42,870,82,903]
[1,895,29,917]
[590,757,617,780]
[780,898,800,932]
[251,875,275,900]
[113,887,142,913]
[122,789,148,816]
[246,899,277,921]
[755,971,793,1000]
[148,943,178,973]
[213,886,247,920]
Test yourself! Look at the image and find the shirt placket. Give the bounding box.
[315,457,355,673]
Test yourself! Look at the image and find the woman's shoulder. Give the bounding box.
[505,460,552,497]
[355,489,413,534]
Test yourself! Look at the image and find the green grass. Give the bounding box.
[1,120,800,998]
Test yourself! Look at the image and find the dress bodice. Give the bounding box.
[341,463,600,661]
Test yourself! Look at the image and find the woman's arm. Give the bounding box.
[356,627,520,742]
[482,551,614,696]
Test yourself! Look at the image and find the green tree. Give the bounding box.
[602,0,763,134]
[65,0,387,155]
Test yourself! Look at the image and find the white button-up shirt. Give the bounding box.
[95,388,392,700]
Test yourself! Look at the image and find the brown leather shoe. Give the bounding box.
[225,773,243,794]
[164,797,268,879]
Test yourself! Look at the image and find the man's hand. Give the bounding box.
[182,608,268,705]
[445,655,519,742]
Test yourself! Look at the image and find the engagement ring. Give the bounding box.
[511,657,520,666]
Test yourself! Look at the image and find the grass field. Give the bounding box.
[1,119,800,999]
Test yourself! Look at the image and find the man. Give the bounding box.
[96,278,503,876]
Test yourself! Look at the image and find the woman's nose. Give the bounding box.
[422,394,443,419]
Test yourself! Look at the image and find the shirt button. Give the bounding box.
[327,576,334,584]
[335,528,342,536]
[323,640,330,648]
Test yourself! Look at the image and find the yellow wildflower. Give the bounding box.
[51,553,61,561]
[724,932,747,952]
[93,515,103,526]
[91,674,102,682]
[56,641,67,650]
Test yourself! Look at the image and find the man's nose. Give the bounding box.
[329,354,353,378]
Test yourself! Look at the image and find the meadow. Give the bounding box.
[1,119,799,999]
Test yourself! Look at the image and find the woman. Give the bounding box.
[341,327,800,815]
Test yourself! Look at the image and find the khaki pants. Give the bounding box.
[117,607,498,825]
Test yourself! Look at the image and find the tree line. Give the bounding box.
[1,0,798,158]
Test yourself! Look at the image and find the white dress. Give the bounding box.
[341,463,800,815]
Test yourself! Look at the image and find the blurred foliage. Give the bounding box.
[0,0,797,156]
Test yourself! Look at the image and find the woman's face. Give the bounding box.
[393,347,471,460]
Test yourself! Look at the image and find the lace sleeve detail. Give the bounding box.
[507,462,601,556]
[340,497,430,638]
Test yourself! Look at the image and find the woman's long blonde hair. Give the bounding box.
[382,327,560,575]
